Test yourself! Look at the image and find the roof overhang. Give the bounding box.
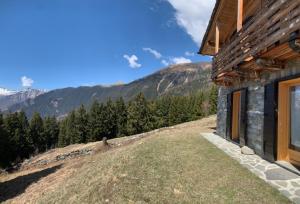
[198,0,238,56]
[198,0,221,56]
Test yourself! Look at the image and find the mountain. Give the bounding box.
[9,62,212,118]
[0,88,17,96]
[0,88,45,111]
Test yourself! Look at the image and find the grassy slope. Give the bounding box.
[1,116,290,204]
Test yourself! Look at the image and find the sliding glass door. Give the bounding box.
[278,79,300,166]
[290,86,300,151]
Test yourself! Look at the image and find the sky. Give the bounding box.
[0,0,215,90]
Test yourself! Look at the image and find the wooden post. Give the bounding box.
[237,0,243,32]
[215,22,220,54]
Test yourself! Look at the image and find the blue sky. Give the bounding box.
[0,0,214,90]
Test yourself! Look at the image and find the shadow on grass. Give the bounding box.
[0,164,62,202]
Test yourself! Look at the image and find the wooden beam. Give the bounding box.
[256,58,285,70]
[289,38,300,53]
[237,0,243,32]
[215,22,220,54]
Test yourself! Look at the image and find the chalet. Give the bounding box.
[199,0,300,168]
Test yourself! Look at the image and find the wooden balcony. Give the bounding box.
[212,0,300,85]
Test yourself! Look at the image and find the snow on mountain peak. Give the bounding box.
[0,87,17,96]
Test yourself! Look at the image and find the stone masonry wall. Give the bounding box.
[216,59,300,156]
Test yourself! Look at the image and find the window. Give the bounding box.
[290,86,300,151]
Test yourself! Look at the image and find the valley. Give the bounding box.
[6,62,211,118]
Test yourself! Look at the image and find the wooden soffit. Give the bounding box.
[199,0,260,56]
[199,0,237,56]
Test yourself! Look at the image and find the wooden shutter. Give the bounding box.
[239,89,248,146]
[226,93,233,140]
[263,82,278,162]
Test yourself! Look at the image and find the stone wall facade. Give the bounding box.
[216,59,300,156]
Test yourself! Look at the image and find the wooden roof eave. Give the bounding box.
[198,0,221,56]
[199,0,238,56]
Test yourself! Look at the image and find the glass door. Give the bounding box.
[290,86,300,152]
[278,79,300,166]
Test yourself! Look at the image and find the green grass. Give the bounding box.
[37,127,291,204]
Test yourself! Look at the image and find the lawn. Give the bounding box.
[32,117,290,204]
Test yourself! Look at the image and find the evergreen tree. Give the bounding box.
[0,87,217,168]
[127,93,152,135]
[67,110,78,144]
[44,116,59,149]
[209,86,218,115]
[17,111,32,158]
[3,112,20,163]
[75,105,88,143]
[58,119,68,147]
[88,100,105,142]
[147,101,157,130]
[158,96,172,127]
[29,112,45,153]
[194,92,205,119]
[115,97,128,137]
[186,95,197,120]
[168,96,190,125]
[103,99,117,139]
[0,113,10,167]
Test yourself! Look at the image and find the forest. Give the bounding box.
[0,86,217,168]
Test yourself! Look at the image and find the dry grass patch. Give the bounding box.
[31,116,290,204]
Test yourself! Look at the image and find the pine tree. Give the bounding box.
[3,112,20,163]
[103,99,117,139]
[148,101,158,130]
[0,87,219,168]
[127,93,152,135]
[209,85,218,115]
[17,111,32,158]
[29,112,45,153]
[58,119,68,147]
[44,116,59,149]
[155,96,172,128]
[88,100,105,142]
[186,95,196,120]
[168,96,180,125]
[168,96,190,125]
[67,110,79,144]
[0,113,10,167]
[75,105,88,143]
[194,92,205,119]
[115,97,128,137]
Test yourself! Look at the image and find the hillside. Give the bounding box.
[9,62,212,117]
[0,116,290,204]
[0,89,45,111]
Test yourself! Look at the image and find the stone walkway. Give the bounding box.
[201,133,300,203]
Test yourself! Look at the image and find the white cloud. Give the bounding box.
[143,48,162,59]
[185,51,195,57]
[161,59,170,66]
[161,56,192,66]
[21,76,34,87]
[166,0,215,45]
[170,57,192,64]
[123,54,142,68]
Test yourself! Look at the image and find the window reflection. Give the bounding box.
[290,86,300,150]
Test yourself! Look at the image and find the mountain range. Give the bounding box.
[5,62,212,118]
[0,88,45,111]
